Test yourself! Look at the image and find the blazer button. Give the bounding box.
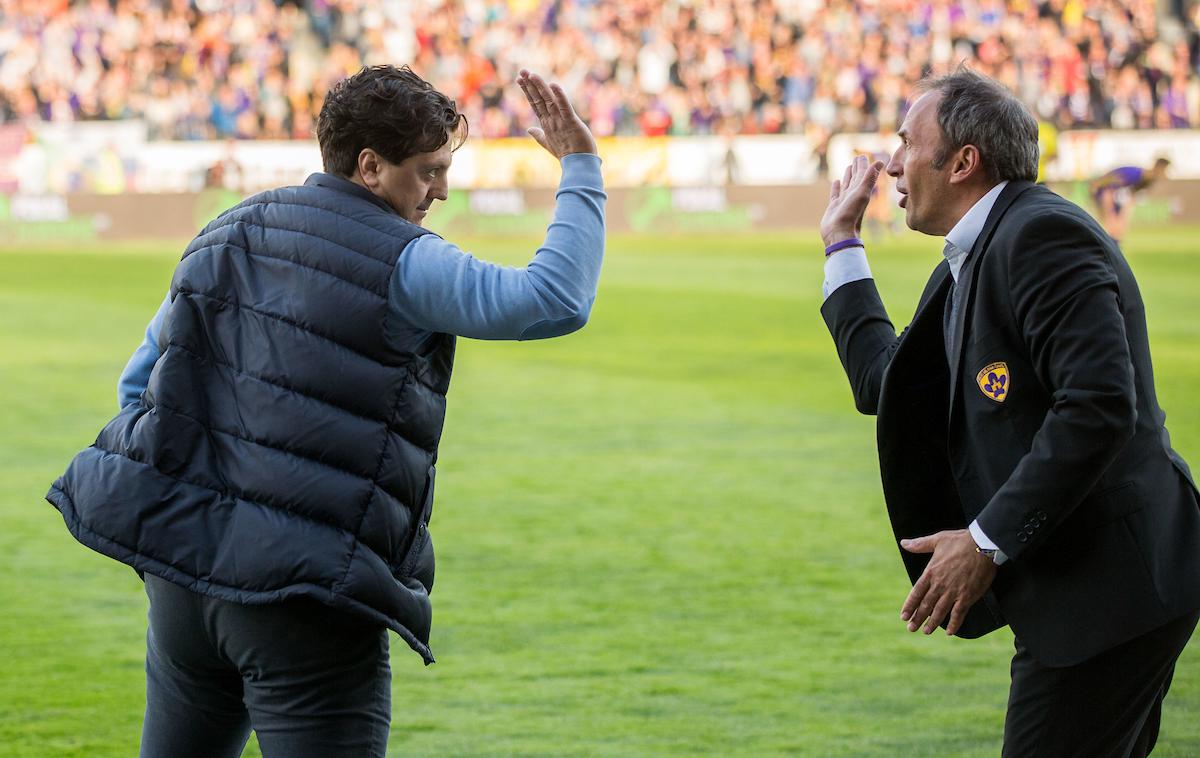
[1036,511,1047,520]
[1018,533,1029,542]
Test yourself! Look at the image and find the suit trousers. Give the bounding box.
[1002,608,1199,758]
[139,574,392,758]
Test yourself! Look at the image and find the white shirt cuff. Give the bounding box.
[968,520,997,550]
[969,519,1007,565]
[822,247,872,299]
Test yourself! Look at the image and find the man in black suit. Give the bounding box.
[820,69,1200,756]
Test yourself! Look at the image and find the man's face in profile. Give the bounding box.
[888,92,956,237]
[373,143,453,225]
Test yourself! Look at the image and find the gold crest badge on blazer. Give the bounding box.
[977,362,1009,402]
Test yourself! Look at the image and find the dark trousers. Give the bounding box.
[140,574,391,758]
[1003,608,1200,758]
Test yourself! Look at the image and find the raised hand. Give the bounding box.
[517,69,598,159]
[820,154,884,247]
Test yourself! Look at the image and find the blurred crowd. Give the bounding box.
[2,0,1200,149]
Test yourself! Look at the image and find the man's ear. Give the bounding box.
[949,144,983,185]
[357,148,382,190]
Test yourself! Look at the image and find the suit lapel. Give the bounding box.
[913,260,953,328]
[947,181,1036,424]
[883,261,952,401]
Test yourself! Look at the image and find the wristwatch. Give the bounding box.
[974,544,1003,563]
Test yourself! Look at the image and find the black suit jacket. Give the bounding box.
[823,181,1200,665]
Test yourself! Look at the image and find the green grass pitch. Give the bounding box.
[2,228,1198,756]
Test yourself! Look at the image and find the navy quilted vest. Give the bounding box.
[47,174,454,663]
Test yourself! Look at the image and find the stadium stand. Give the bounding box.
[0,0,1197,148]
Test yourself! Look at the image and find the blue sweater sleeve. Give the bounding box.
[117,294,170,408]
[388,152,606,340]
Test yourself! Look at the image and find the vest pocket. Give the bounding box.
[398,522,428,578]
[397,466,436,580]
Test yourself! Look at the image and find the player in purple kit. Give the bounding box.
[1089,157,1170,243]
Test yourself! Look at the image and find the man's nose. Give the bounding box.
[430,179,448,202]
[886,148,902,177]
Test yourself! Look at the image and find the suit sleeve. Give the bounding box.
[820,278,902,415]
[975,211,1137,561]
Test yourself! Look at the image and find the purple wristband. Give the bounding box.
[825,237,864,257]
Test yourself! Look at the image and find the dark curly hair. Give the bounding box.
[317,65,468,177]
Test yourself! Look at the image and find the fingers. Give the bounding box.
[908,592,936,633]
[946,600,968,637]
[906,583,942,633]
[924,593,954,635]
[548,82,574,120]
[861,160,882,191]
[827,156,880,213]
[848,156,885,193]
[517,70,598,158]
[900,537,930,553]
[526,126,549,151]
[900,574,927,623]
[848,155,868,190]
[831,156,887,194]
[899,530,996,637]
[516,70,533,102]
[517,69,554,121]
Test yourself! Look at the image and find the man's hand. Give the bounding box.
[517,69,598,159]
[900,529,997,636]
[820,154,884,247]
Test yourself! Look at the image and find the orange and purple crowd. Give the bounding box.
[1,0,1197,147]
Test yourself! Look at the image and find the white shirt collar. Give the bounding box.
[944,180,1008,282]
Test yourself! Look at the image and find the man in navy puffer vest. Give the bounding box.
[47,66,604,757]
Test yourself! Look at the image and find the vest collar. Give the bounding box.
[304,172,397,215]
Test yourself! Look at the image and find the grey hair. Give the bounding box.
[916,67,1039,183]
